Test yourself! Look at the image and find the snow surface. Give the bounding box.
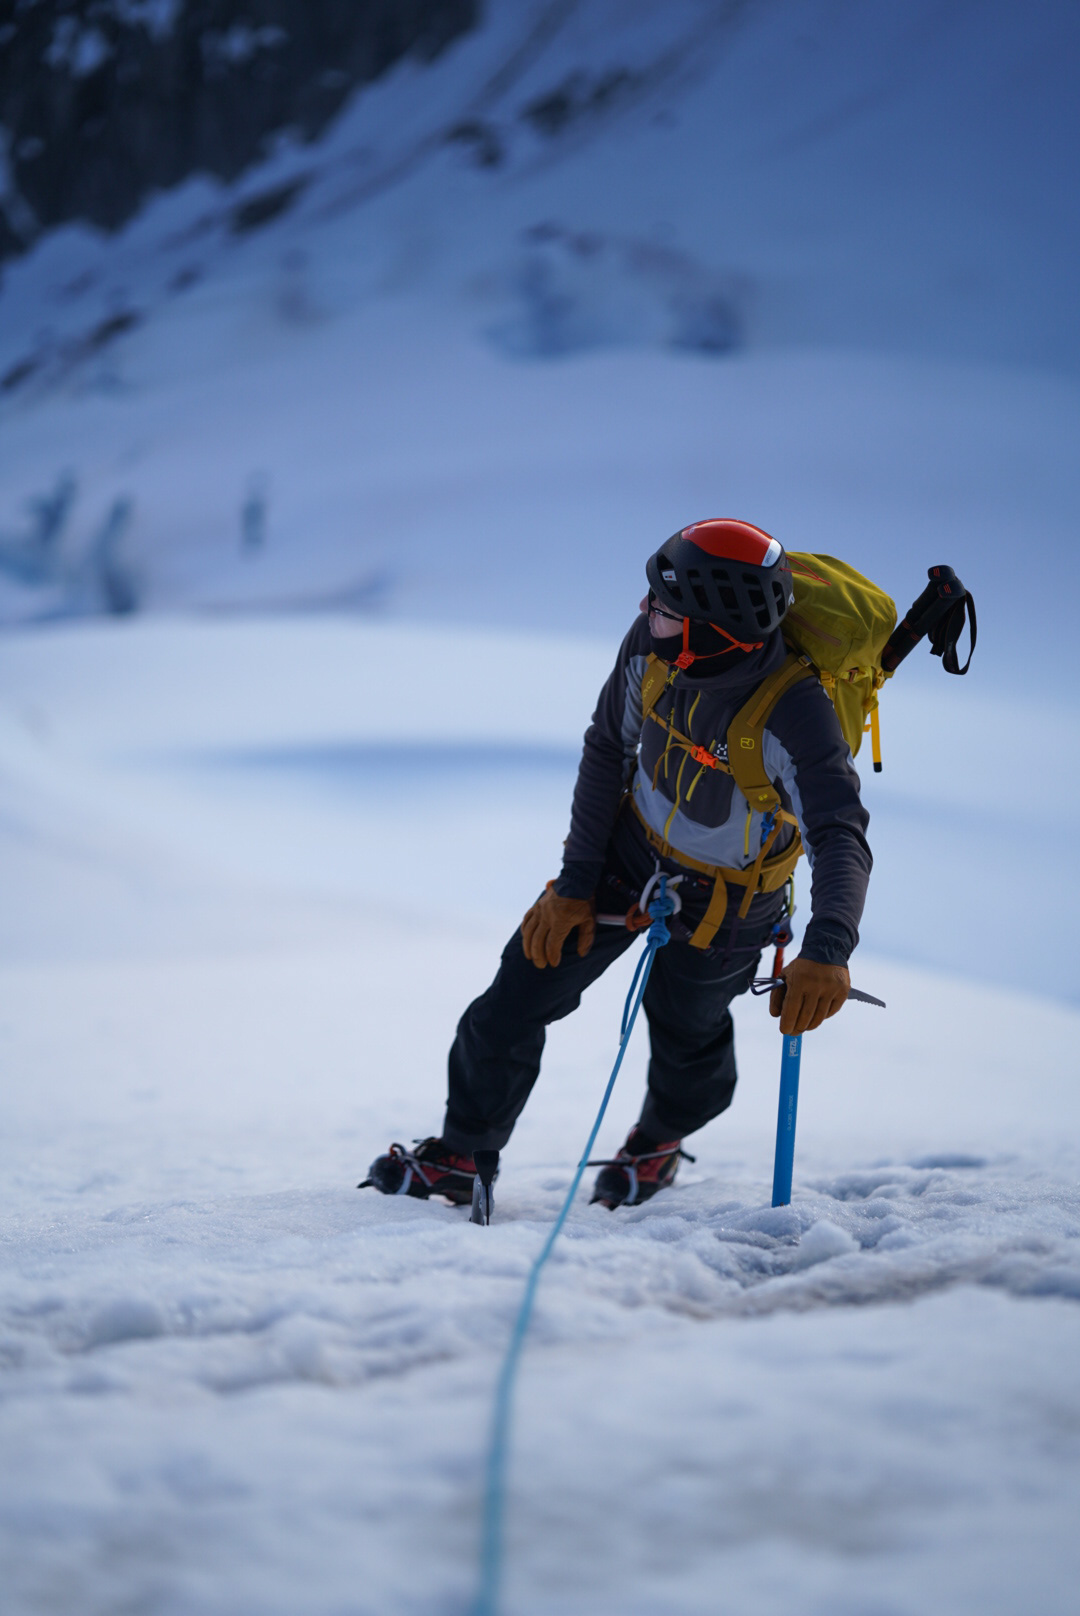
[2,3,1079,1611]
[2,614,1080,1616]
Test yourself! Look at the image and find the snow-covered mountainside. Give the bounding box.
[0,0,1077,661]
[0,0,479,256]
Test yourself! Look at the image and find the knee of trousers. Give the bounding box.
[645,993,737,1050]
[640,1074,737,1139]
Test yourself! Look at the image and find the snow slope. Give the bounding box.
[3,608,1077,998]
[1,3,1077,1005]
[3,3,1078,1010]
[2,614,1079,1615]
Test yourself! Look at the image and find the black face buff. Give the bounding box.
[649,607,764,671]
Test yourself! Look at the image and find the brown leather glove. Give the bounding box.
[521,880,596,969]
[770,956,850,1035]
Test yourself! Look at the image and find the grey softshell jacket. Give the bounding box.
[556,614,872,966]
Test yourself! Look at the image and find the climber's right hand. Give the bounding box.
[520,881,597,969]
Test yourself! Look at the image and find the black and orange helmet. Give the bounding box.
[646,519,793,638]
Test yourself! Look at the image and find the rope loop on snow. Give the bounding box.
[469,877,674,1616]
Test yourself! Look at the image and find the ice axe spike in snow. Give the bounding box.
[760,976,885,1207]
[470,1150,499,1226]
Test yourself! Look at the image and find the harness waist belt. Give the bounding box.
[631,797,803,949]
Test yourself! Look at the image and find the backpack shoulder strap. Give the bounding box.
[727,653,816,814]
[640,653,672,721]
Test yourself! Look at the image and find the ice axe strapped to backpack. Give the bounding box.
[881,564,977,681]
[780,555,976,772]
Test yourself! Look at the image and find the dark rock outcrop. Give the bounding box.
[0,0,479,260]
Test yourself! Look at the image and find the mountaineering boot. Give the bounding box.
[360,1138,476,1205]
[589,1125,693,1210]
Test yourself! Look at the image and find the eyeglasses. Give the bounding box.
[647,595,683,627]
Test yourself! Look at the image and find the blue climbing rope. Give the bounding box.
[469,878,676,1616]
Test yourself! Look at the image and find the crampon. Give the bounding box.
[588,1125,695,1209]
[359,1138,476,1205]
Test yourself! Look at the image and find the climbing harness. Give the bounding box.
[631,798,801,950]
[595,869,684,930]
[468,878,676,1616]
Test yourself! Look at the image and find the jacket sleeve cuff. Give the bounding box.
[554,861,602,901]
[799,918,856,968]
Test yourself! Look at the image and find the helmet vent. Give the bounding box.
[743,575,770,628]
[685,568,710,615]
[709,569,740,616]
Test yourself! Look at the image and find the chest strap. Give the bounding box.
[642,652,816,808]
[645,705,732,785]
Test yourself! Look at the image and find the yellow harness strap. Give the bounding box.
[631,799,802,949]
[640,654,671,721]
[726,653,816,814]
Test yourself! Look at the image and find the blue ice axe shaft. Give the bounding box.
[771,1032,802,1207]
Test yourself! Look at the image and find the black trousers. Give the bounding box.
[443,894,782,1154]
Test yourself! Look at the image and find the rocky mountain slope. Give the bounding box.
[0,0,477,258]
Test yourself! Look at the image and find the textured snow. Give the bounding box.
[2,616,1079,1615]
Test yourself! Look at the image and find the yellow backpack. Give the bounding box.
[783,553,897,769]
